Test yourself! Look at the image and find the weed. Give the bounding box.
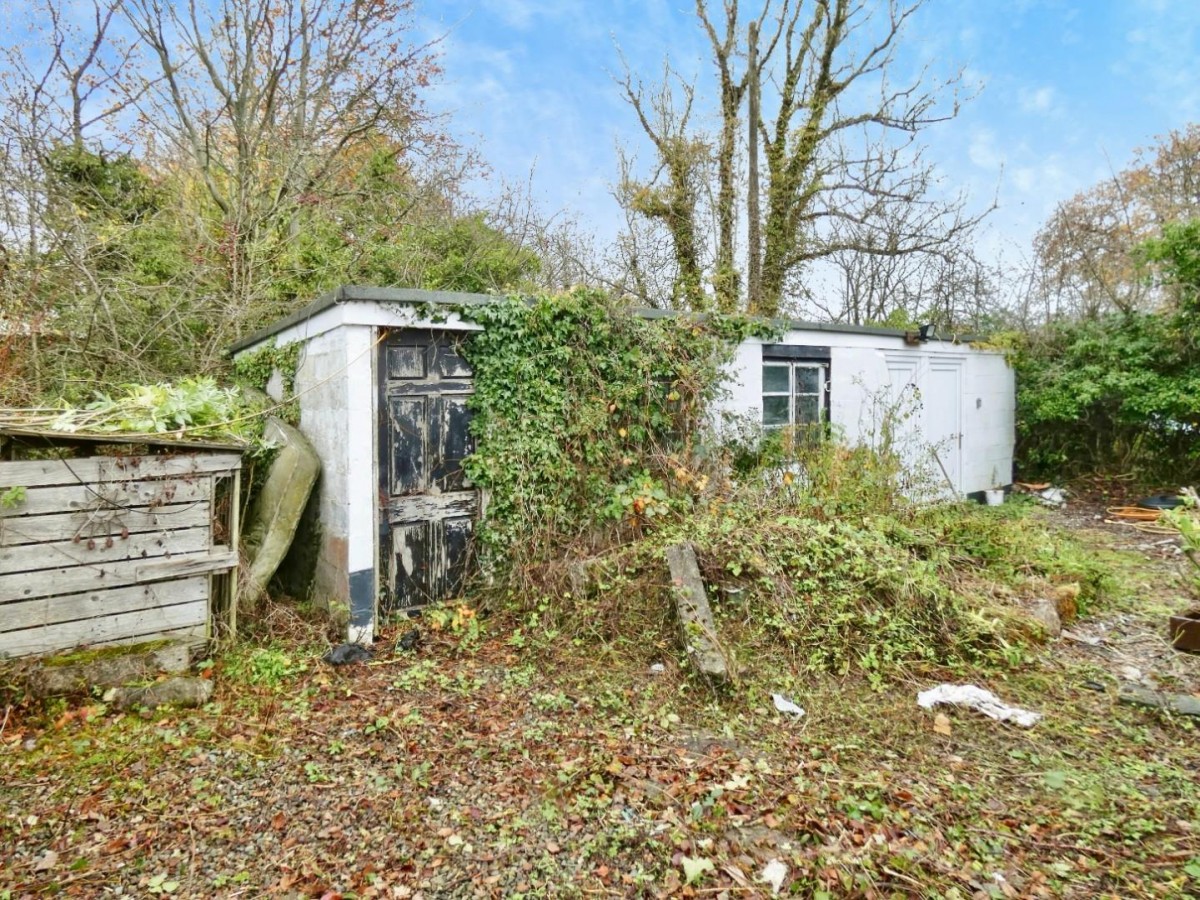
[426,601,483,646]
[0,485,26,509]
[392,659,436,692]
[303,761,328,783]
[223,646,307,690]
[363,715,391,736]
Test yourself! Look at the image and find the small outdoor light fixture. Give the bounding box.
[903,323,937,345]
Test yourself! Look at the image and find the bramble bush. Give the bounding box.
[1007,312,1200,484]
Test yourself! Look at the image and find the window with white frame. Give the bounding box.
[762,361,828,428]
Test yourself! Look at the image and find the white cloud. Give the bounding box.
[1018,86,1056,113]
[1118,6,1200,121]
[968,128,1005,170]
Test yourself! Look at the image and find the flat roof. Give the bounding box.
[227,285,976,353]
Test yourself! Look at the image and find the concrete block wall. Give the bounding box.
[716,330,1014,496]
[291,326,352,608]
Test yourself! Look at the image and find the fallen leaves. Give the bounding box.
[2,606,1199,899]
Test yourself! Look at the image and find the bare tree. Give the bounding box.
[800,134,994,326]
[618,0,975,318]
[616,67,712,309]
[121,0,443,317]
[1033,124,1200,320]
[0,0,147,397]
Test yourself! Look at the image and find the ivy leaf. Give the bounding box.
[681,855,714,884]
[1043,770,1069,790]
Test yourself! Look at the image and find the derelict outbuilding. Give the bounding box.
[229,287,1014,642]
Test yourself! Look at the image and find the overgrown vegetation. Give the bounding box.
[1009,218,1200,484]
[0,377,266,446]
[1008,313,1200,482]
[1164,488,1200,598]
[456,291,1104,679]
[458,290,774,566]
[231,341,304,425]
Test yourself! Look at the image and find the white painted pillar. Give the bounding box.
[343,325,378,644]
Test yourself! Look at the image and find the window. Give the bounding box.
[762,361,827,428]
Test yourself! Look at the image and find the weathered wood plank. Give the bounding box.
[1,577,209,632]
[0,453,241,489]
[665,543,732,685]
[0,501,211,547]
[0,602,208,659]
[0,549,237,603]
[0,525,211,576]
[1,477,211,518]
[135,551,237,581]
[385,492,478,522]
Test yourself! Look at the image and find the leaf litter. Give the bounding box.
[1,522,1199,898]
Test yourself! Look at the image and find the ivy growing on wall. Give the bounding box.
[232,340,303,425]
[457,290,775,570]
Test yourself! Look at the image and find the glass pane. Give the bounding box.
[762,364,790,393]
[795,366,821,393]
[795,394,820,424]
[763,396,790,426]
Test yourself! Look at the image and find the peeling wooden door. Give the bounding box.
[379,332,476,612]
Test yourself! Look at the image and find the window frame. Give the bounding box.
[761,357,830,430]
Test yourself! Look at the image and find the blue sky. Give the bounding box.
[422,0,1200,269]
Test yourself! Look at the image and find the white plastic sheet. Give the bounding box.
[771,693,805,717]
[917,684,1042,727]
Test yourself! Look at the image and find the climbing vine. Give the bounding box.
[232,340,303,425]
[457,289,775,571]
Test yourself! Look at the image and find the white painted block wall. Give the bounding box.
[236,300,483,641]
[716,331,1014,496]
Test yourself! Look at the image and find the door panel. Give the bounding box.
[429,396,472,492]
[886,357,962,497]
[387,397,427,495]
[925,364,963,494]
[380,333,476,613]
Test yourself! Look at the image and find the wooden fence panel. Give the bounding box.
[0,452,240,658]
[0,502,211,547]
[0,452,242,488]
[1,595,209,658]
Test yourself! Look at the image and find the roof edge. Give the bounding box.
[226,285,987,353]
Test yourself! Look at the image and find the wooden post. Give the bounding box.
[227,466,241,638]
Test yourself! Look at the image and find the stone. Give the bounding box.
[664,544,732,685]
[104,676,214,710]
[243,417,321,605]
[1026,599,1061,637]
[1117,683,1200,717]
[29,643,191,697]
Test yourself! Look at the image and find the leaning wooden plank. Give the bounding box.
[0,577,209,632]
[0,601,208,659]
[1,477,211,518]
[0,549,236,603]
[665,543,733,686]
[0,525,211,576]
[0,502,211,548]
[0,453,242,489]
